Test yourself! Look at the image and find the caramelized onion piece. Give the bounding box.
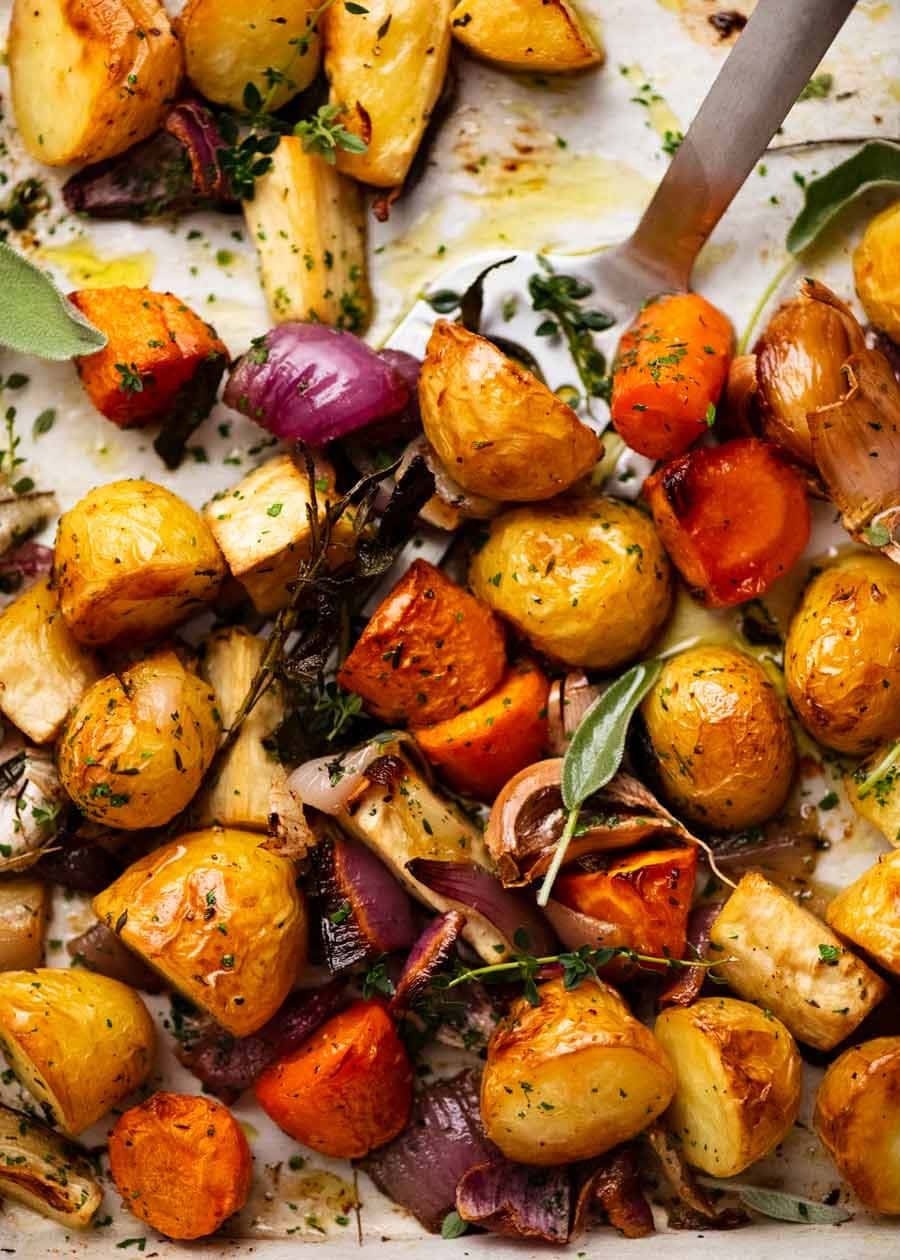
[390,911,467,1015]
[646,1122,747,1230]
[573,1145,654,1239]
[456,1157,571,1243]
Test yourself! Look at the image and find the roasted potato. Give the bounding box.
[469,496,672,670]
[710,871,887,1050]
[844,739,900,844]
[420,321,601,502]
[337,558,506,724]
[205,454,355,615]
[59,650,220,831]
[179,0,321,110]
[449,0,604,72]
[0,577,100,745]
[244,137,370,331]
[0,880,48,971]
[93,828,307,1036]
[815,1036,900,1214]
[854,202,900,343]
[655,998,802,1177]
[639,644,795,830]
[0,968,155,1135]
[323,0,453,188]
[827,849,900,975]
[55,478,226,646]
[480,977,674,1165]
[0,1103,102,1228]
[9,0,183,166]
[786,553,900,755]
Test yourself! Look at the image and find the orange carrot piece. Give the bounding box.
[413,661,550,800]
[255,999,413,1159]
[644,436,810,608]
[610,292,733,460]
[108,1091,252,1240]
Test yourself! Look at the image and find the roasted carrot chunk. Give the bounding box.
[610,292,733,460]
[70,286,228,430]
[414,661,550,800]
[108,1091,252,1240]
[337,558,506,724]
[255,999,413,1159]
[644,437,810,608]
[555,847,697,960]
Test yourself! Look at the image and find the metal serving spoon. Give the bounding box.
[387,0,857,380]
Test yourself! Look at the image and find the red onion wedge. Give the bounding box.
[573,1146,654,1239]
[657,903,722,1011]
[457,1158,571,1244]
[67,922,164,993]
[406,859,556,956]
[313,833,417,972]
[224,324,411,445]
[390,911,466,1015]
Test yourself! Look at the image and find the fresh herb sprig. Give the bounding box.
[529,263,615,404]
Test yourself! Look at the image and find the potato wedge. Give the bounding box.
[655,998,802,1177]
[480,977,674,1165]
[0,968,155,1136]
[0,1104,102,1228]
[179,0,321,111]
[710,871,887,1050]
[0,880,48,971]
[827,849,900,975]
[9,0,183,166]
[243,137,371,331]
[450,0,604,73]
[0,577,100,744]
[323,0,453,188]
[815,1037,900,1214]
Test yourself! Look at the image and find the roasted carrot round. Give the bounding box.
[255,999,413,1159]
[413,661,550,800]
[644,437,810,608]
[108,1091,252,1240]
[610,292,733,460]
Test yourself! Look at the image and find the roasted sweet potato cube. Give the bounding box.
[337,559,506,725]
[70,287,228,429]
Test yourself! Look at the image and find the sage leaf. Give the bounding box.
[0,242,107,360]
[787,140,900,254]
[459,255,516,334]
[440,1210,468,1239]
[698,1180,851,1225]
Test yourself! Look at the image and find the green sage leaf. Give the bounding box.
[0,242,107,360]
[787,140,900,254]
[699,1180,851,1225]
[440,1210,469,1239]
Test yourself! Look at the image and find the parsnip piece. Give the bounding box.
[844,741,900,846]
[827,849,900,975]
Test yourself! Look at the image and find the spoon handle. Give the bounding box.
[623,0,857,290]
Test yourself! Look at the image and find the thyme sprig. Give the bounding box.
[529,263,615,405]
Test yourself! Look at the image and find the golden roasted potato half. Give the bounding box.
[854,202,900,344]
[59,650,220,831]
[640,644,795,830]
[450,0,604,73]
[0,1103,102,1228]
[844,741,900,845]
[655,997,802,1177]
[480,977,674,1165]
[786,553,900,755]
[815,1037,900,1214]
[420,321,601,502]
[470,496,672,670]
[179,0,321,110]
[710,871,887,1051]
[0,968,155,1136]
[323,0,453,188]
[55,478,226,646]
[94,829,307,1036]
[827,849,900,975]
[9,0,183,166]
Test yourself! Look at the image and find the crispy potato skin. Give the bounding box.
[710,871,887,1050]
[449,0,604,72]
[827,849,900,975]
[70,288,228,428]
[109,1091,252,1239]
[844,741,900,845]
[470,496,672,670]
[815,1037,900,1214]
[0,577,100,744]
[338,558,506,724]
[786,553,900,755]
[0,968,155,1136]
[55,478,226,645]
[655,998,802,1177]
[640,645,795,829]
[323,0,453,187]
[420,321,601,502]
[256,1000,413,1158]
[59,650,220,830]
[93,829,307,1036]
[413,661,550,800]
[9,0,183,165]
[480,977,675,1165]
[854,203,900,343]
